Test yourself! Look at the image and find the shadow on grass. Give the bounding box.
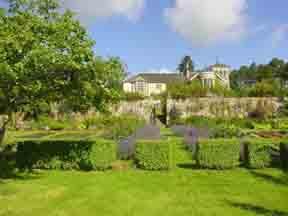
[177,163,201,170]
[250,170,288,186]
[0,170,44,181]
[228,201,288,216]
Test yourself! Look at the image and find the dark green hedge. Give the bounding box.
[240,138,283,169]
[197,139,240,169]
[249,144,271,168]
[244,139,276,169]
[280,142,288,170]
[135,139,174,170]
[16,139,116,171]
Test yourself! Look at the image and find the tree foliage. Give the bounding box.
[178,56,194,77]
[231,58,288,90]
[0,0,125,122]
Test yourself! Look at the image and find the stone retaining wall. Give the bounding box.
[112,97,283,124]
[111,99,161,122]
[167,97,282,120]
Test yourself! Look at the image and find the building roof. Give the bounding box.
[125,73,185,84]
[210,63,231,68]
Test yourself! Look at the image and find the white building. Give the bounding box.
[123,63,231,96]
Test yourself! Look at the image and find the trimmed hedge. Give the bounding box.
[197,139,240,169]
[16,139,116,171]
[240,138,284,169]
[249,143,271,169]
[243,139,278,169]
[280,142,288,170]
[135,139,174,170]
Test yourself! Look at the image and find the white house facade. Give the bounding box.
[123,63,231,96]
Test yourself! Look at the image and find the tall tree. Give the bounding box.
[256,64,274,81]
[0,0,125,142]
[178,56,194,78]
[280,63,288,86]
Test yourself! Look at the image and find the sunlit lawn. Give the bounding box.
[1,129,288,216]
[0,168,287,216]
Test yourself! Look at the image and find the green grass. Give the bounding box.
[0,169,287,216]
[1,129,287,216]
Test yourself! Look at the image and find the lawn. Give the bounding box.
[1,129,288,216]
[0,169,287,216]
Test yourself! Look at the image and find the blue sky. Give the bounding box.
[1,0,288,74]
[85,0,288,74]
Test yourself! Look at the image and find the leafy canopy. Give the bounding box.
[178,56,194,77]
[0,0,125,116]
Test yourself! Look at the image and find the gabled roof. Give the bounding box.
[125,73,185,84]
[210,63,231,68]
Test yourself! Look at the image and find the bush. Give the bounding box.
[249,143,271,169]
[0,156,16,178]
[197,139,240,169]
[135,139,174,170]
[248,80,282,97]
[122,92,146,101]
[30,115,70,130]
[211,125,243,138]
[244,139,279,169]
[167,80,208,99]
[280,142,288,170]
[88,139,117,170]
[16,139,116,171]
[83,115,145,139]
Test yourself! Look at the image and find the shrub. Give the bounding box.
[83,115,145,139]
[30,115,70,130]
[122,92,146,101]
[169,106,182,125]
[248,80,281,97]
[280,142,288,170]
[0,145,17,178]
[211,125,242,138]
[242,138,281,169]
[135,139,174,170]
[167,80,208,99]
[88,139,117,170]
[196,139,240,169]
[249,143,271,169]
[0,156,16,178]
[16,139,116,171]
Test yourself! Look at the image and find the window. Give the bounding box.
[156,84,162,90]
[135,81,145,93]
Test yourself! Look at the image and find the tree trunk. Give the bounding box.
[0,116,9,145]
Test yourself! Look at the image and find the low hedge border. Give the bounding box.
[135,138,176,170]
[241,139,279,169]
[16,139,117,171]
[196,139,240,169]
[280,142,288,170]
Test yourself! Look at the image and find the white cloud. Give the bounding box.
[62,0,145,23]
[271,24,288,47]
[164,0,248,46]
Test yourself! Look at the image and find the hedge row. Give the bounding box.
[241,139,279,169]
[5,137,288,172]
[135,138,177,170]
[196,139,240,169]
[280,142,288,170]
[16,139,117,171]
[196,138,285,170]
